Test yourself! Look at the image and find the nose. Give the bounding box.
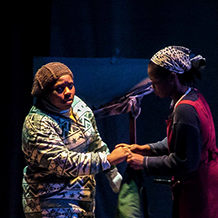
[64,86,71,95]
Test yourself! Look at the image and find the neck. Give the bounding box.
[40,98,71,116]
[170,85,189,104]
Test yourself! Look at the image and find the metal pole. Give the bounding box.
[129,112,137,144]
[128,112,149,218]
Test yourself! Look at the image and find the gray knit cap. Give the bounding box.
[31,62,73,97]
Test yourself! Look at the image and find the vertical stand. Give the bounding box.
[129,112,149,218]
[129,112,137,144]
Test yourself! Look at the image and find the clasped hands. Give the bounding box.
[107,143,151,170]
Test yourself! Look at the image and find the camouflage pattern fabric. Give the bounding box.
[22,96,111,218]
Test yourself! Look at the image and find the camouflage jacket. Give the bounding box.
[22,96,111,218]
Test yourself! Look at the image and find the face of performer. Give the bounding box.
[147,62,175,98]
[46,75,76,110]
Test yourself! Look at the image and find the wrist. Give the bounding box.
[142,144,152,156]
[107,154,113,165]
[143,144,151,149]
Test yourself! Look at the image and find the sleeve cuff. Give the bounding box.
[148,143,158,155]
[99,152,111,171]
[143,156,150,176]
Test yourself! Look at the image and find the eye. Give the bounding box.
[54,82,74,94]
[55,86,65,94]
[68,83,74,90]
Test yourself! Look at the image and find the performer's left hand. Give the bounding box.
[127,152,144,170]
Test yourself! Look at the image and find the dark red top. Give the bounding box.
[168,90,218,218]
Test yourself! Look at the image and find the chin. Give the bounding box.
[154,92,162,98]
[63,105,72,110]
[57,103,71,111]
[155,92,168,98]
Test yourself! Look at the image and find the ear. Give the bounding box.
[169,72,176,82]
[44,93,50,100]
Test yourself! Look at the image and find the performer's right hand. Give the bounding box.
[107,147,130,165]
[116,143,152,156]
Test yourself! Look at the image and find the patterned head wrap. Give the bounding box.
[150,46,205,74]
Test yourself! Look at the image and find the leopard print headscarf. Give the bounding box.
[150,46,192,74]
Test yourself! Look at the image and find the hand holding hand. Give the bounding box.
[107,147,131,165]
[116,143,152,156]
[126,151,144,170]
[115,143,132,149]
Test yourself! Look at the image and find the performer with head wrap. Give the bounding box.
[117,46,218,218]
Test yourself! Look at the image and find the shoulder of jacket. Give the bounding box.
[175,103,197,115]
[174,103,199,126]
[24,106,59,130]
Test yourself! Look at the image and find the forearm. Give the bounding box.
[131,138,168,156]
[23,130,111,178]
[36,145,111,177]
[143,153,186,177]
[148,137,169,156]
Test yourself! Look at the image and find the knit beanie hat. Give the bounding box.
[31,62,73,97]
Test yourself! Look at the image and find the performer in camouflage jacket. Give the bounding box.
[22,62,129,218]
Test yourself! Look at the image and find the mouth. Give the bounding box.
[64,98,73,104]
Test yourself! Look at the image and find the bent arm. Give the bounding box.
[144,105,202,177]
[144,124,201,176]
[22,114,111,178]
[116,138,168,156]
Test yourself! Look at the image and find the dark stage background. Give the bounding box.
[3,0,218,217]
